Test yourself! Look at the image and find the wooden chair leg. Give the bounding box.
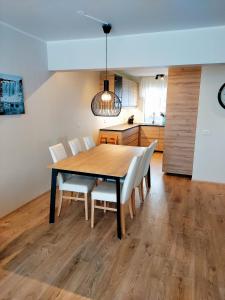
[91,200,95,228]
[121,204,126,237]
[131,189,136,216]
[58,190,63,216]
[128,198,133,219]
[104,201,106,213]
[84,193,88,221]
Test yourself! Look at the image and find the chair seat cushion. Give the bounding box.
[60,175,96,193]
[107,178,125,183]
[91,182,122,202]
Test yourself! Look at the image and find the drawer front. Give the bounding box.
[123,133,139,145]
[140,137,163,151]
[122,127,139,145]
[126,138,139,146]
[159,127,165,138]
[122,127,139,138]
[157,139,164,151]
[140,126,159,138]
[140,137,156,147]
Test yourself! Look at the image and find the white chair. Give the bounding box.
[133,140,158,206]
[91,155,142,237]
[68,138,82,156]
[83,136,96,151]
[49,143,96,220]
[142,140,158,190]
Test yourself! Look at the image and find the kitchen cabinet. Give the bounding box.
[99,124,139,146]
[140,126,164,151]
[99,124,164,149]
[163,66,201,176]
[122,78,138,107]
[99,72,138,108]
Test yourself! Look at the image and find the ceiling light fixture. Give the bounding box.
[91,24,122,117]
[155,74,165,80]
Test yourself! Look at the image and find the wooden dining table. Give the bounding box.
[48,143,148,239]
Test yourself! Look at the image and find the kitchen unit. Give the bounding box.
[140,125,164,151]
[163,66,201,176]
[99,123,165,151]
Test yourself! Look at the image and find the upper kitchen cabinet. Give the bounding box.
[122,77,138,107]
[163,66,201,176]
[99,72,138,107]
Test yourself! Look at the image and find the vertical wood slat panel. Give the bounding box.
[163,66,201,175]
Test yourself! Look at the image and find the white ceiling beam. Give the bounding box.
[47,25,225,70]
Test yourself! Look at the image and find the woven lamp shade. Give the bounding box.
[91,80,122,117]
[91,91,122,117]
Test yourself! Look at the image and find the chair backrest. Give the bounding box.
[49,143,67,163]
[143,140,158,176]
[83,136,96,150]
[134,148,147,187]
[68,138,82,156]
[135,140,158,187]
[49,143,67,184]
[121,155,142,204]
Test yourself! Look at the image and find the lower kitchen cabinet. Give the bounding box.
[140,126,164,151]
[99,126,139,146]
[99,124,164,150]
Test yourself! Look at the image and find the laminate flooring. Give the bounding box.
[0,153,224,300]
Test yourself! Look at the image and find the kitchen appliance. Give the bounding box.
[128,115,134,124]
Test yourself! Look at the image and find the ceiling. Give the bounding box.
[122,67,168,78]
[0,0,225,41]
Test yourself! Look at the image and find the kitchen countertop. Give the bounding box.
[100,123,165,132]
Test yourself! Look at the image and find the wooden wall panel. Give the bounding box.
[163,66,201,175]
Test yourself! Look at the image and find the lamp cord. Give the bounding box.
[105,32,108,81]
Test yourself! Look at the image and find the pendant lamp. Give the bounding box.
[91,24,122,117]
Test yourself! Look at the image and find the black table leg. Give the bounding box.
[147,165,151,189]
[116,177,122,239]
[49,169,58,223]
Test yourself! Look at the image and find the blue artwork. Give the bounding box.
[0,73,25,115]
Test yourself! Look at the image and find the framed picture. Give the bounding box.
[0,73,25,115]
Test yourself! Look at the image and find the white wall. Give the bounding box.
[47,25,225,71]
[0,23,48,217]
[193,64,225,184]
[1,22,140,217]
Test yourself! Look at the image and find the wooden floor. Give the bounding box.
[0,153,225,300]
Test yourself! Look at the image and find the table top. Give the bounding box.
[49,144,145,178]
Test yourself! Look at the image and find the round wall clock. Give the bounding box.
[218,83,225,109]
